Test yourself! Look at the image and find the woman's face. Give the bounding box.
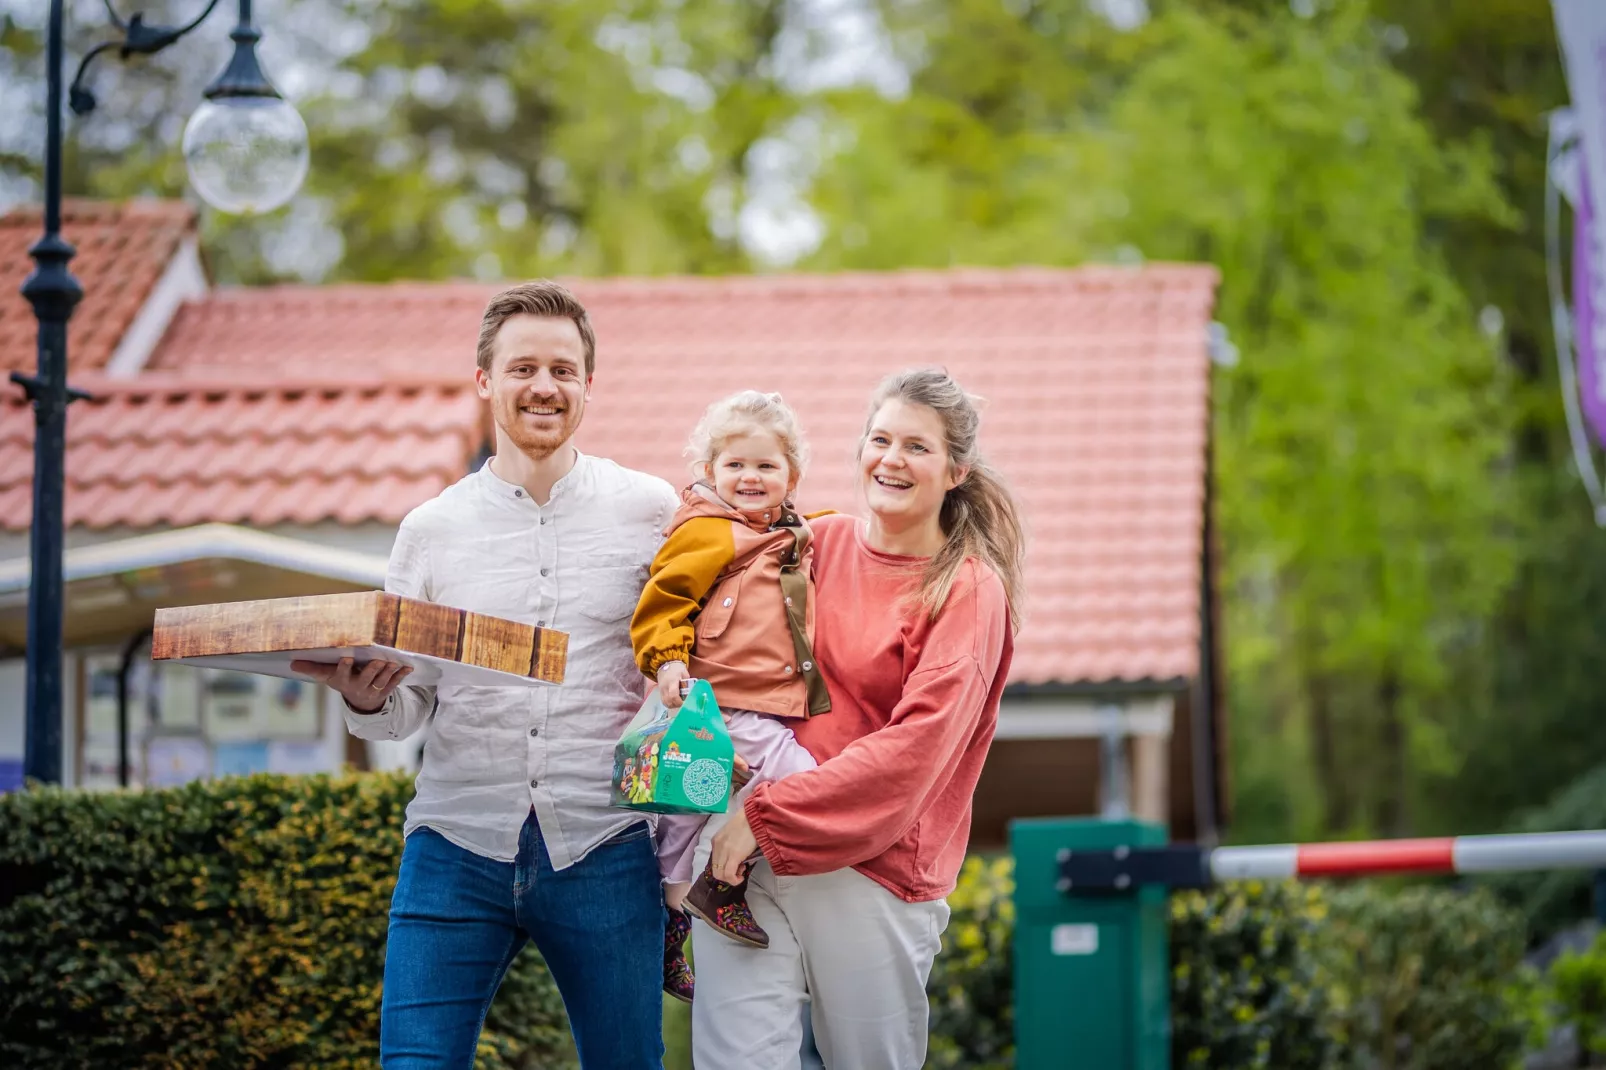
[859,399,965,531]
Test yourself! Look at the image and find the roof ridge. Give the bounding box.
[0,374,479,399]
[0,197,197,229]
[189,262,1220,304]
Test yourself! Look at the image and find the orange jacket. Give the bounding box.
[631,484,829,720]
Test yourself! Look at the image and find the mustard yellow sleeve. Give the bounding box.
[631,518,736,678]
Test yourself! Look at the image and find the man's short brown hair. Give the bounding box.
[476,280,596,376]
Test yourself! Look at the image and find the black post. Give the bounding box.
[114,628,152,788]
[16,0,84,786]
[15,0,295,787]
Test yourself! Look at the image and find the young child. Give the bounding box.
[630,390,831,1004]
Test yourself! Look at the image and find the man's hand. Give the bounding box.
[656,660,689,709]
[290,657,413,713]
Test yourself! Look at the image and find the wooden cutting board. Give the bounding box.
[152,591,567,688]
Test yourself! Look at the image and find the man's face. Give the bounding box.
[476,314,590,459]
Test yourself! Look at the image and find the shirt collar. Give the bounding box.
[478,448,589,503]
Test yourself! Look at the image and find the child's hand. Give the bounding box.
[656,661,689,708]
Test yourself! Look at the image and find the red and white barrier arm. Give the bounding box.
[1208,830,1606,881]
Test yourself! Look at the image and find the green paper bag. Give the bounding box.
[610,678,735,815]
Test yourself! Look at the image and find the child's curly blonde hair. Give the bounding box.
[687,390,810,481]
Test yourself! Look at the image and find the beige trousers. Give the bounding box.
[688,808,949,1070]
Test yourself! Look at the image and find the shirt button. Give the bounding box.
[529,778,539,789]
[514,489,523,497]
[784,665,794,675]
[530,727,539,737]
[802,661,813,671]
[785,597,793,607]
[540,568,549,577]
[540,516,547,525]
[722,597,733,607]
[537,619,547,627]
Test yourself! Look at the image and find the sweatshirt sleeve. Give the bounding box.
[342,518,439,742]
[744,574,1009,875]
[631,518,736,678]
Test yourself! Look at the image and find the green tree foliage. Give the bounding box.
[299,0,794,280]
[802,0,1520,841]
[1368,0,1606,837]
[4,0,1597,847]
[0,0,798,282]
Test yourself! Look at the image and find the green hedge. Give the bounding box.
[0,772,575,1070]
[1170,880,1335,1069]
[926,857,1538,1070]
[1548,930,1606,1062]
[926,855,1014,1070]
[0,775,1543,1069]
[1320,884,1537,1068]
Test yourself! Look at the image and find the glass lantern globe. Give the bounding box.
[181,95,309,215]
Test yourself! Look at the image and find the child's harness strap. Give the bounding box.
[775,509,831,717]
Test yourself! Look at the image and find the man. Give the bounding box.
[293,280,679,1068]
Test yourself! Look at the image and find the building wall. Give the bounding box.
[0,657,23,790]
[0,520,400,563]
[0,652,76,789]
[0,522,401,791]
[2,522,1211,841]
[971,736,1103,849]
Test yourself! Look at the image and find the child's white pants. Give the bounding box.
[655,708,816,885]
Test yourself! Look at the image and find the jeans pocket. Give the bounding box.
[604,821,651,846]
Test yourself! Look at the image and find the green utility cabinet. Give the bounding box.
[1011,817,1171,1070]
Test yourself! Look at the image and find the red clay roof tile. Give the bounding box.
[1,377,485,532]
[4,264,1216,684]
[142,265,1218,685]
[1,199,195,375]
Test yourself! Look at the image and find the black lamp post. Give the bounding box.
[17,0,307,785]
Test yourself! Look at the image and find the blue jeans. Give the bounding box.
[380,813,665,1069]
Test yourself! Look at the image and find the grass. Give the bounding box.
[664,994,693,1070]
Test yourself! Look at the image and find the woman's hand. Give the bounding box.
[656,660,689,708]
[710,807,759,885]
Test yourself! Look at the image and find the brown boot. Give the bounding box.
[684,862,769,949]
[663,907,695,1003]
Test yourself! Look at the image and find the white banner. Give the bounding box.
[1556,1,1606,226]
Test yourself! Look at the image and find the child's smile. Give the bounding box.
[709,430,795,515]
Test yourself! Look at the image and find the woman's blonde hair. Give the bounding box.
[687,390,810,482]
[859,369,1025,630]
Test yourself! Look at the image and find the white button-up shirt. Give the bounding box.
[343,454,679,868]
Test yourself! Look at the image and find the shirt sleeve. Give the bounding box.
[630,518,736,678]
[743,574,1009,875]
[341,518,439,742]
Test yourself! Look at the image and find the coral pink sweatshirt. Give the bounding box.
[745,513,1014,903]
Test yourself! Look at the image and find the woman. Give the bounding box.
[693,368,1025,1069]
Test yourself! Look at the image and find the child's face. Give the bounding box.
[709,431,795,513]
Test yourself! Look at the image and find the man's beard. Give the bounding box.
[496,394,582,458]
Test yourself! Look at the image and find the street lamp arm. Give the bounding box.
[96,0,131,33]
[67,0,227,118]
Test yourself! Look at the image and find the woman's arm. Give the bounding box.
[630,517,735,678]
[738,575,1009,876]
